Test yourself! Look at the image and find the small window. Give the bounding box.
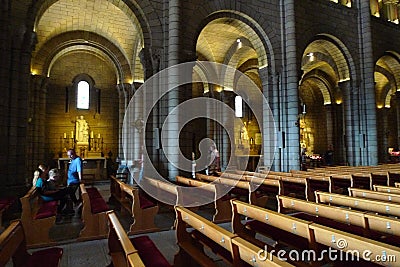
[77,81,89,109]
[235,96,243,118]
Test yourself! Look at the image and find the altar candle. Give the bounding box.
[98,133,101,139]
[71,131,74,138]
[91,131,94,139]
[63,132,67,139]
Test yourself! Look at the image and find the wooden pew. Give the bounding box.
[0,220,63,267]
[110,175,160,234]
[174,205,293,267]
[329,174,352,194]
[110,175,125,203]
[174,205,237,267]
[119,182,159,235]
[388,172,400,187]
[373,185,400,195]
[304,176,330,202]
[107,210,171,267]
[79,184,110,240]
[108,209,144,266]
[175,176,231,223]
[20,187,58,247]
[142,176,179,207]
[231,199,317,267]
[280,176,308,200]
[349,187,400,204]
[309,223,400,266]
[315,191,400,217]
[196,173,268,207]
[235,198,400,266]
[277,195,368,231]
[351,173,372,189]
[231,237,295,267]
[370,173,389,187]
[277,195,400,246]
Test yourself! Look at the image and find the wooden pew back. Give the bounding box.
[107,211,145,267]
[309,223,400,266]
[315,191,400,217]
[373,185,400,195]
[349,187,400,204]
[0,220,63,267]
[174,206,236,266]
[277,195,367,228]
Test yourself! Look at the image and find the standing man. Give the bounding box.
[67,148,82,206]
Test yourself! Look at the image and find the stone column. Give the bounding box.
[165,0,181,181]
[340,80,359,166]
[395,92,400,147]
[358,0,378,165]
[325,104,333,147]
[280,0,300,171]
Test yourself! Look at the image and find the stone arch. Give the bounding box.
[32,31,130,84]
[194,10,275,73]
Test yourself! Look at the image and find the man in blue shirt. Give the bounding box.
[67,148,82,205]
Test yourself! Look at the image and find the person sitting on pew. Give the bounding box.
[47,168,61,190]
[35,168,72,221]
[32,163,48,188]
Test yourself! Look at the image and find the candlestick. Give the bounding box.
[71,131,74,139]
[98,133,101,139]
[63,132,67,139]
[91,131,94,139]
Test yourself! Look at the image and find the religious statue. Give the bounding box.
[75,115,89,143]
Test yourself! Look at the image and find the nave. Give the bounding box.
[2,165,400,267]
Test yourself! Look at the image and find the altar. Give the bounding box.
[58,157,107,182]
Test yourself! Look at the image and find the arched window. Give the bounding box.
[77,80,90,109]
[235,95,243,118]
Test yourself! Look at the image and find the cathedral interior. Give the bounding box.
[2,0,400,266]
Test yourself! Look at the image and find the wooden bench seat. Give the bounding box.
[278,195,400,247]
[196,173,268,207]
[20,187,58,247]
[388,172,400,186]
[315,191,400,217]
[174,205,293,267]
[234,198,400,266]
[373,185,400,195]
[175,176,231,223]
[329,174,352,194]
[107,210,171,267]
[231,199,315,249]
[309,223,400,266]
[79,184,110,240]
[349,187,400,204]
[370,173,389,187]
[120,182,159,235]
[109,176,160,234]
[174,205,237,267]
[0,220,63,267]
[351,173,372,189]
